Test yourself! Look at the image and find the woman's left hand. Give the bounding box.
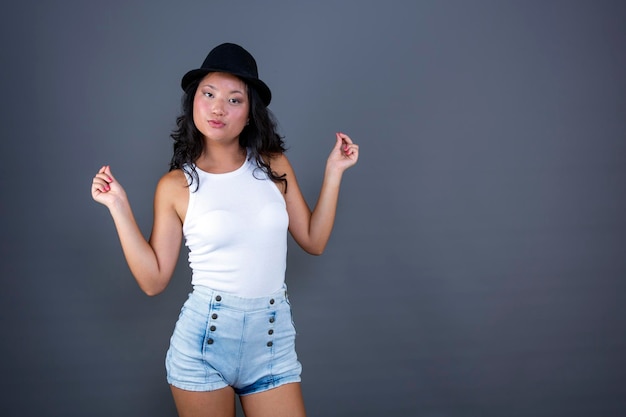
[326,132,359,174]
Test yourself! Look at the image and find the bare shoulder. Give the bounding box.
[156,169,187,198]
[269,153,295,176]
[157,169,188,191]
[155,169,189,221]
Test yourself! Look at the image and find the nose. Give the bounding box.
[211,99,225,116]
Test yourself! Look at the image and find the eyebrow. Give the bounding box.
[202,83,245,95]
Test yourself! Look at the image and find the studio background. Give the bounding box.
[1,1,625,416]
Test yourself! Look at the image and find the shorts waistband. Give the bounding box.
[190,284,288,311]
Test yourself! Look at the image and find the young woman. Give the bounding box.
[91,43,359,417]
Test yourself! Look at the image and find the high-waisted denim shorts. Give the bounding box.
[165,285,302,395]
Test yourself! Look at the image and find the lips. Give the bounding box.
[208,120,225,128]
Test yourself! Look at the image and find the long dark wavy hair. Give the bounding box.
[169,76,287,192]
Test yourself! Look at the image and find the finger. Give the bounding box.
[94,167,113,183]
[94,174,113,187]
[345,144,359,157]
[337,132,353,145]
[337,132,355,154]
[333,132,344,150]
[92,176,111,191]
[104,165,114,182]
[341,142,357,154]
[92,184,105,195]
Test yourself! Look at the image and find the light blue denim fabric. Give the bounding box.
[165,285,302,395]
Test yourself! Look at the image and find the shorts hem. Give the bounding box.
[237,376,302,396]
[168,378,229,392]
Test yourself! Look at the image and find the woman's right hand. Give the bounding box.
[91,165,127,208]
[90,166,186,295]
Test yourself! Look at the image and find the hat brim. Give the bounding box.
[181,68,272,106]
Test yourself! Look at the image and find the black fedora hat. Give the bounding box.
[181,43,272,106]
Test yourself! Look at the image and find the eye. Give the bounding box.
[229,98,242,104]
[203,91,214,98]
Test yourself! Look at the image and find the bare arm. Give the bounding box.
[91,166,187,295]
[275,132,359,255]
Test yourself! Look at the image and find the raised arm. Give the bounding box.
[275,132,359,255]
[91,166,188,295]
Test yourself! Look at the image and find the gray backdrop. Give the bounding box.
[1,1,625,416]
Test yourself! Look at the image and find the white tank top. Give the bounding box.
[182,153,288,297]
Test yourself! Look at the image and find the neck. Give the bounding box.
[196,143,247,174]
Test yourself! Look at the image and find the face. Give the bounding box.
[193,72,249,143]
